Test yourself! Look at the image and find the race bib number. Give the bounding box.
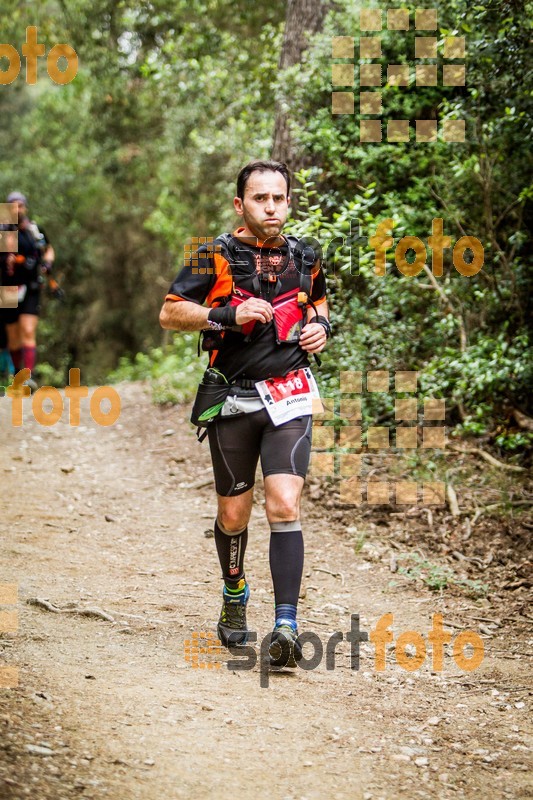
[255,367,320,426]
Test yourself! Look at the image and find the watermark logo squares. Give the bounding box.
[0,203,19,308]
[184,631,225,669]
[331,7,466,143]
[0,203,18,251]
[312,370,447,505]
[185,237,224,275]
[0,583,19,689]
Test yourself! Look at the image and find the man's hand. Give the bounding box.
[234,297,274,326]
[299,322,328,353]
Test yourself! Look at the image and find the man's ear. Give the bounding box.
[233,197,244,216]
[287,195,291,206]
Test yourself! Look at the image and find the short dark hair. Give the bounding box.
[236,160,291,200]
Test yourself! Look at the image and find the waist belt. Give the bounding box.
[233,378,257,390]
[229,379,259,399]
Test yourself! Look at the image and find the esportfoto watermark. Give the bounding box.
[185,613,484,688]
[186,218,484,278]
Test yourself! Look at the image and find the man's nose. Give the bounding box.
[265,197,275,213]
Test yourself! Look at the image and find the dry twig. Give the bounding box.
[313,567,345,585]
[446,484,461,517]
[27,598,115,623]
[449,444,526,472]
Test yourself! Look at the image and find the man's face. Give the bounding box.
[233,170,290,242]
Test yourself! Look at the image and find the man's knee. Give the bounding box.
[217,505,249,536]
[20,325,36,345]
[264,476,304,523]
[265,495,300,523]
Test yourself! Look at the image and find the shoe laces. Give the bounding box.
[220,584,249,629]
[220,601,246,629]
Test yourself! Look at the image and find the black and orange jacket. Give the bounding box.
[165,228,327,382]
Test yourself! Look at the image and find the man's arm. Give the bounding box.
[300,254,330,355]
[43,244,55,264]
[159,296,275,332]
[299,299,329,354]
[159,299,210,332]
[306,299,329,324]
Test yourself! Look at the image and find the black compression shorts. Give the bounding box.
[207,410,313,497]
[1,289,41,324]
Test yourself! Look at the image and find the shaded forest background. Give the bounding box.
[0,0,531,458]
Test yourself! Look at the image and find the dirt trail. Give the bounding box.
[0,382,531,800]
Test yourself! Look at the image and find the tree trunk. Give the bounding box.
[272,0,328,172]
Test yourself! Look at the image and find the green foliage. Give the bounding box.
[421,331,533,449]
[352,533,367,554]
[398,553,489,597]
[107,334,205,404]
[281,0,532,454]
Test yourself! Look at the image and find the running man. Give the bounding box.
[0,192,56,390]
[160,160,330,666]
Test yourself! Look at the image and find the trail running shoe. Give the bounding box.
[269,621,302,668]
[217,580,250,648]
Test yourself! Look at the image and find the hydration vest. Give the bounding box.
[206,232,318,347]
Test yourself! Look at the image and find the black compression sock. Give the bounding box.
[214,519,248,587]
[269,522,304,606]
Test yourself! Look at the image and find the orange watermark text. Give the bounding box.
[0,26,78,86]
[3,369,121,427]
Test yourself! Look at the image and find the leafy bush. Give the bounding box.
[107,333,205,405]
